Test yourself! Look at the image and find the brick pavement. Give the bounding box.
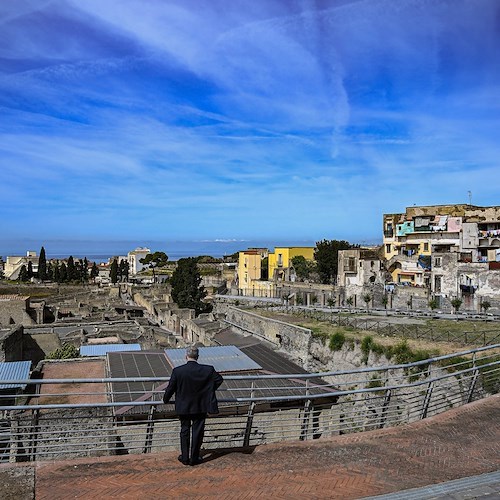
[1,394,498,499]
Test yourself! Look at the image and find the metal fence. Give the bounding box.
[283,307,500,346]
[1,344,499,463]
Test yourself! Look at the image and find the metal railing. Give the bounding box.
[280,307,500,346]
[0,344,498,463]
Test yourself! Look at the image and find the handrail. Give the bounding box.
[2,343,497,387]
[1,344,498,463]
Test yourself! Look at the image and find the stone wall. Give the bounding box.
[0,326,23,362]
[221,306,312,367]
[0,296,36,327]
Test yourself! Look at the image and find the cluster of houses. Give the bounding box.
[0,247,152,284]
[235,204,500,313]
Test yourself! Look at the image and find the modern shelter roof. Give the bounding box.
[0,361,31,390]
[164,345,262,372]
[80,343,141,356]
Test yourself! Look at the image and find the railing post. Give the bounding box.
[299,380,311,441]
[29,408,39,462]
[243,402,256,448]
[378,369,391,429]
[467,353,479,403]
[243,381,256,448]
[143,405,156,454]
[420,381,434,419]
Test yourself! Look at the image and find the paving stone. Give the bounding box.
[2,395,499,499]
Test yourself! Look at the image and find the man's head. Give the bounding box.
[186,346,199,361]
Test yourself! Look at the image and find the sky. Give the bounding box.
[1,0,499,255]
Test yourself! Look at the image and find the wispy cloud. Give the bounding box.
[1,0,499,246]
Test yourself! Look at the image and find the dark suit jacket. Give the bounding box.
[163,361,224,415]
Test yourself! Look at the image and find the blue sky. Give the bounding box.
[1,0,499,253]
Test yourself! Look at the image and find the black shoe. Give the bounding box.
[178,455,189,466]
[190,457,203,466]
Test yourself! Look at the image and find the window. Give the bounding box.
[386,244,391,253]
[277,254,283,266]
[434,275,442,293]
[434,257,442,268]
[423,243,429,252]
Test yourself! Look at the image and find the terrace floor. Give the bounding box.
[1,394,499,499]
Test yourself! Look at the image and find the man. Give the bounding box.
[163,346,223,466]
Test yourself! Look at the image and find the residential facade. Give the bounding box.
[267,247,315,282]
[3,251,39,280]
[383,204,500,303]
[127,247,151,275]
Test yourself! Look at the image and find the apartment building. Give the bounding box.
[127,247,151,275]
[383,204,500,300]
[267,247,315,281]
[3,251,39,280]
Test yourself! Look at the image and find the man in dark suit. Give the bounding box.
[163,346,223,466]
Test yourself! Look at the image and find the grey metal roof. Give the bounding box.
[80,343,141,356]
[107,351,172,409]
[0,361,31,390]
[165,345,262,372]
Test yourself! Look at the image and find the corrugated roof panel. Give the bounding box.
[107,351,172,404]
[0,361,31,389]
[80,344,141,356]
[165,345,262,372]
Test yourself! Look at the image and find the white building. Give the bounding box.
[127,247,151,275]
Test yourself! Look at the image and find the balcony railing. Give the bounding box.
[0,345,498,463]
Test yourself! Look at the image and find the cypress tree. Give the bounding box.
[18,265,29,282]
[38,246,47,280]
[67,256,77,281]
[110,258,119,284]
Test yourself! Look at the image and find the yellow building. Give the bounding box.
[268,247,315,281]
[237,249,276,297]
[237,250,263,289]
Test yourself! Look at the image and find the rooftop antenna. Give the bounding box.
[468,191,472,206]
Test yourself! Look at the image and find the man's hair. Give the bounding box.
[186,346,199,360]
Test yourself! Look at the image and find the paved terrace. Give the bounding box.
[1,395,498,499]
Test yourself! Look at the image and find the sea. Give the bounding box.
[1,238,328,263]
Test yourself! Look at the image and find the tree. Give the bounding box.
[451,298,462,314]
[428,298,439,311]
[80,257,89,283]
[291,255,314,281]
[90,262,99,283]
[382,295,389,314]
[314,239,354,284]
[67,256,77,281]
[27,261,34,279]
[110,258,119,284]
[18,265,29,282]
[481,300,491,313]
[140,251,168,283]
[170,257,212,315]
[59,262,67,282]
[346,296,354,309]
[38,246,47,280]
[119,259,129,282]
[362,293,372,311]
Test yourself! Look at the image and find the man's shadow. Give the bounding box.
[200,445,256,463]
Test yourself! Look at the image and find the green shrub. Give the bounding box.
[329,331,346,351]
[46,343,80,360]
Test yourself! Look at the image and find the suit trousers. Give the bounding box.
[179,413,206,462]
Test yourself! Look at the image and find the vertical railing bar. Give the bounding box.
[243,381,256,448]
[142,405,156,454]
